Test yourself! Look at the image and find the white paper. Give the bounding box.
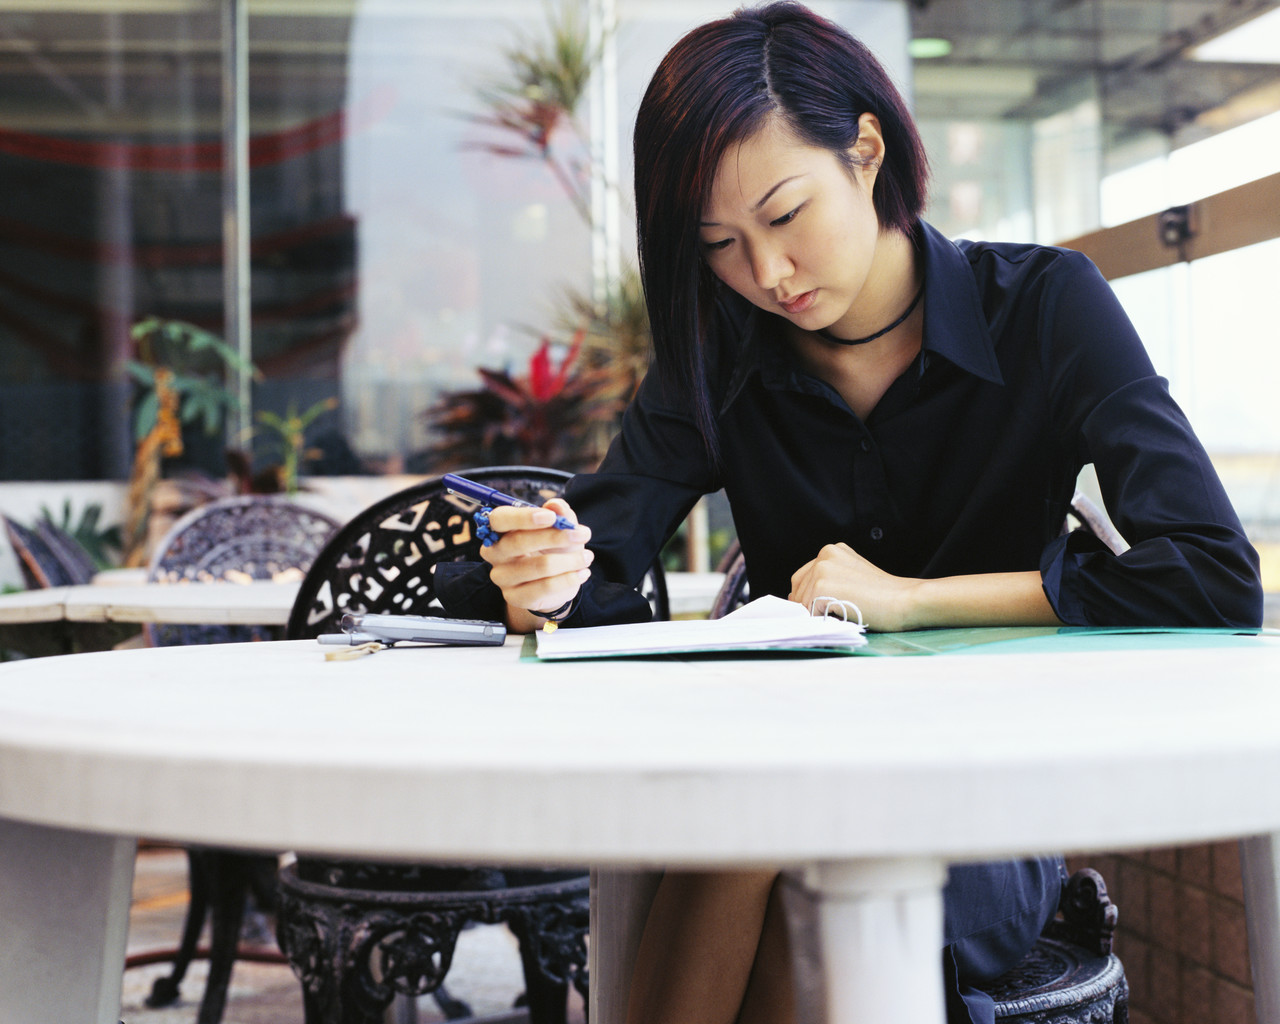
[534,596,867,660]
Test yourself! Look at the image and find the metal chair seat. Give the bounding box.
[277,862,590,1024]
[986,936,1128,1021]
[983,869,1129,1023]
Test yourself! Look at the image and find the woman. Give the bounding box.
[438,3,1263,1021]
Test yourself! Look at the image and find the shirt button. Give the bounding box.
[870,526,884,541]
[860,439,872,453]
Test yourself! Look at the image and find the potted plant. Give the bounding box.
[424,331,626,472]
[428,1,648,471]
[123,317,259,565]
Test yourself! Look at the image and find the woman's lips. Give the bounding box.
[779,290,817,315]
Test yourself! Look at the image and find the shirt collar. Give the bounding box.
[916,220,1004,386]
[719,219,1005,413]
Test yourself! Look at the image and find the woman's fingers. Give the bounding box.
[543,497,577,524]
[789,543,918,631]
[481,519,591,562]
[484,502,590,549]
[489,546,593,614]
[789,543,859,605]
[495,566,594,614]
[478,499,593,615]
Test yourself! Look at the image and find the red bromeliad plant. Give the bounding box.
[425,330,628,472]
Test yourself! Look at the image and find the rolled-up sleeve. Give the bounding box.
[1037,254,1262,628]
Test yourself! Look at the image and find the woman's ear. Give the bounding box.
[850,112,886,184]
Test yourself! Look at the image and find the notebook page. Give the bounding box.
[534,596,866,660]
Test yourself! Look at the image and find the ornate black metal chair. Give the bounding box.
[277,466,668,1024]
[139,495,341,1024]
[285,465,667,638]
[145,494,341,648]
[982,868,1128,1023]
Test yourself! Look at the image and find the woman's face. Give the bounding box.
[698,115,887,335]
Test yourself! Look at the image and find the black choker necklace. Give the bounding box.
[818,284,924,346]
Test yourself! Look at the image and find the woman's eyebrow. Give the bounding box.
[700,175,804,227]
[752,175,803,210]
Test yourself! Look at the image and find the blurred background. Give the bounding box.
[0,0,1276,581]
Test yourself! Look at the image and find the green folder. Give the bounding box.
[860,625,1278,656]
[523,625,1277,660]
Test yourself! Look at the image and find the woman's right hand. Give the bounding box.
[478,498,594,632]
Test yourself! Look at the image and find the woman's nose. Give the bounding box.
[749,243,792,291]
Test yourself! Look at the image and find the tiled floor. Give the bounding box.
[121,845,585,1024]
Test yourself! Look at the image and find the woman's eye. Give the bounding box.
[701,238,732,253]
[770,206,802,227]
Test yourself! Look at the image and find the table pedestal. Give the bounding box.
[0,820,135,1024]
[591,858,948,1024]
[801,859,948,1024]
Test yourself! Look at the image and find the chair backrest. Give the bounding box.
[286,466,669,639]
[709,492,1127,621]
[2,515,86,589]
[146,495,340,647]
[709,539,748,620]
[35,519,100,584]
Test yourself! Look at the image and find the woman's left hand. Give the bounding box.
[789,542,919,632]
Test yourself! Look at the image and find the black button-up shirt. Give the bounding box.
[442,221,1262,629]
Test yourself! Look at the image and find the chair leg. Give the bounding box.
[196,852,252,1024]
[509,919,571,1024]
[301,986,327,1024]
[518,965,570,1024]
[146,848,211,1008]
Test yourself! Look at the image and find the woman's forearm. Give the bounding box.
[905,570,1062,630]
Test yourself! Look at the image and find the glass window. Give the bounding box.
[0,0,906,484]
[0,3,224,481]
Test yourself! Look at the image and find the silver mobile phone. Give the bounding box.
[316,612,507,647]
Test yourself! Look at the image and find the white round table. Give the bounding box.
[2,632,1279,1024]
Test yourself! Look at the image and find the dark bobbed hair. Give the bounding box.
[633,1,929,454]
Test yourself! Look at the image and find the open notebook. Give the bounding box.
[533,595,868,660]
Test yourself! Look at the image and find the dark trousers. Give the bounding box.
[943,855,1068,1024]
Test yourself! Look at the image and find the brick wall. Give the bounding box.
[1068,842,1255,1024]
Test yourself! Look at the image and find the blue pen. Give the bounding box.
[443,474,576,531]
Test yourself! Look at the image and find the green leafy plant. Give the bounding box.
[122,317,261,564]
[254,397,340,495]
[127,317,259,446]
